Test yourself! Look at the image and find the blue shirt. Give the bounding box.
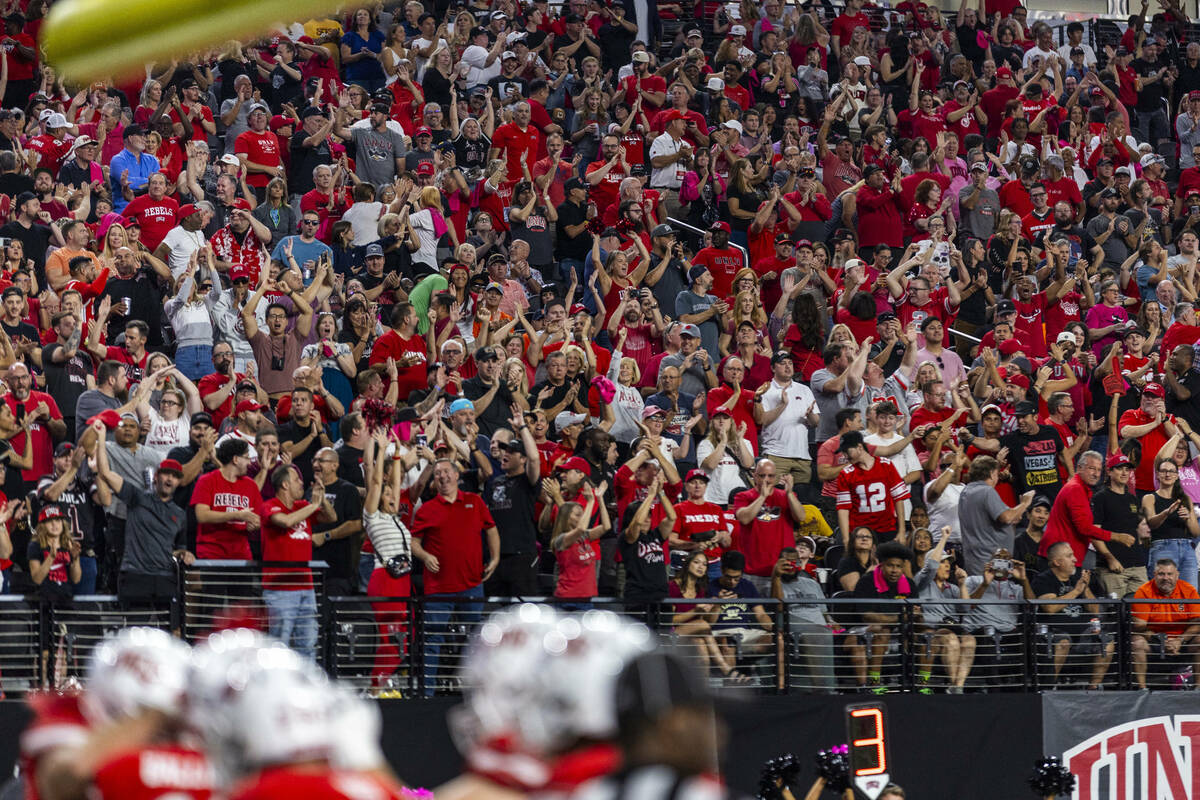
[271,235,333,284]
[108,149,160,212]
[341,30,386,82]
[707,576,763,628]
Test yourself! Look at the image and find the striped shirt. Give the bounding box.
[365,510,411,566]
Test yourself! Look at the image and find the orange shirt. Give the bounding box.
[1133,579,1200,636]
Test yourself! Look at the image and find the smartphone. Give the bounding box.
[415,433,428,448]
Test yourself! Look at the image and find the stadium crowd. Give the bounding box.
[2,0,1200,695]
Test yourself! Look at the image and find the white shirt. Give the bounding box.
[1022,44,1057,69]
[143,409,190,458]
[461,44,502,88]
[925,480,964,543]
[695,436,754,504]
[865,430,921,519]
[343,201,385,246]
[760,379,818,460]
[160,225,206,278]
[648,133,687,190]
[1057,43,1097,67]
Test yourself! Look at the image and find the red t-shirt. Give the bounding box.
[6,391,62,482]
[491,122,542,181]
[260,497,314,590]
[1044,175,1082,216]
[27,134,72,176]
[104,345,151,385]
[191,469,263,559]
[196,372,245,428]
[584,159,626,214]
[411,491,496,595]
[234,130,283,188]
[620,74,668,110]
[369,329,428,402]
[830,11,871,45]
[673,499,729,564]
[1118,408,1172,492]
[169,104,216,143]
[691,246,745,298]
[732,487,798,577]
[835,457,910,535]
[122,194,179,251]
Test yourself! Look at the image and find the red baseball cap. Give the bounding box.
[87,409,123,429]
[998,339,1021,356]
[38,505,65,523]
[230,264,252,282]
[710,221,731,233]
[178,204,201,219]
[448,263,471,274]
[415,161,435,176]
[1106,452,1132,469]
[158,459,184,475]
[235,399,265,415]
[555,456,592,476]
[996,66,1014,79]
[1143,382,1166,398]
[414,126,432,138]
[684,468,710,483]
[1008,374,1030,390]
[269,114,292,131]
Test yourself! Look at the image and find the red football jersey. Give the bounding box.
[835,457,910,534]
[91,744,213,800]
[18,692,89,800]
[229,766,408,800]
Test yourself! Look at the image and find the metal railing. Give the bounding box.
[9,565,1200,697]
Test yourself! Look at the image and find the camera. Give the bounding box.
[385,555,412,578]
[992,558,1011,572]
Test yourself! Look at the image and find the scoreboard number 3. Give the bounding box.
[845,702,890,800]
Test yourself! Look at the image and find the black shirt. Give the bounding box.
[289,129,333,197]
[554,198,590,261]
[482,469,539,555]
[619,525,669,603]
[168,442,219,552]
[41,343,93,425]
[2,320,39,370]
[0,219,53,273]
[1030,567,1099,631]
[336,443,365,487]
[1000,426,1066,500]
[1131,57,1166,112]
[1090,487,1148,568]
[1012,530,1047,575]
[461,375,515,437]
[312,478,362,588]
[278,418,324,484]
[1167,370,1200,432]
[100,269,165,346]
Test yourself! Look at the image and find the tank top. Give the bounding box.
[1151,492,1192,541]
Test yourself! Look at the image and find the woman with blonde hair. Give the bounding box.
[605,329,646,451]
[501,356,530,398]
[401,185,454,275]
[570,88,608,167]
[720,289,767,356]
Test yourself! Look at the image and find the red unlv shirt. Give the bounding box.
[191,470,263,559]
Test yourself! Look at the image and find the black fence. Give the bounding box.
[4,560,1200,698]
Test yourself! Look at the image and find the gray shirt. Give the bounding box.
[351,125,407,185]
[117,480,187,577]
[219,99,251,154]
[104,442,162,520]
[958,481,1015,575]
[963,574,1025,632]
[660,352,711,398]
[777,572,828,627]
[1086,212,1133,269]
[958,184,1001,241]
[810,368,864,440]
[74,390,121,441]
[674,289,720,360]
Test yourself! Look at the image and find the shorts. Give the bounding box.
[717,627,770,647]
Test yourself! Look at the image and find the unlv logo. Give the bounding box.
[1064,715,1200,799]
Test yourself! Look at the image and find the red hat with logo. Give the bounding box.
[235,399,265,415]
[230,264,252,282]
[38,505,65,523]
[684,468,710,483]
[158,459,184,475]
[998,339,1022,356]
[1106,452,1132,469]
[554,456,592,476]
[87,409,123,429]
[178,204,199,218]
[416,161,436,176]
[1143,382,1166,398]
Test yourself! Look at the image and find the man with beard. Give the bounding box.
[97,246,168,348]
[998,400,1072,501]
[689,221,746,300]
[74,360,134,441]
[463,345,519,437]
[197,341,265,429]
[4,361,65,491]
[673,469,732,577]
[1165,343,1200,431]
[308,446,362,596]
[36,443,101,594]
[482,408,541,596]
[42,312,93,440]
[121,172,179,251]
[733,458,808,593]
[772,544,835,690]
[192,437,263,559]
[277,387,331,484]
[209,207,272,279]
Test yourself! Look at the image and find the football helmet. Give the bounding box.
[82,627,192,725]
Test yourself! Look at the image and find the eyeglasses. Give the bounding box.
[1158,467,1178,474]
[301,219,320,225]
[160,399,181,406]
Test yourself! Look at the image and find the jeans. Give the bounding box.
[76,555,97,595]
[1148,538,1198,591]
[175,344,213,383]
[421,584,484,696]
[263,589,318,660]
[358,552,375,593]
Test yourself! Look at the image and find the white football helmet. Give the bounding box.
[186,629,335,783]
[452,605,655,769]
[82,627,192,725]
[328,684,385,772]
